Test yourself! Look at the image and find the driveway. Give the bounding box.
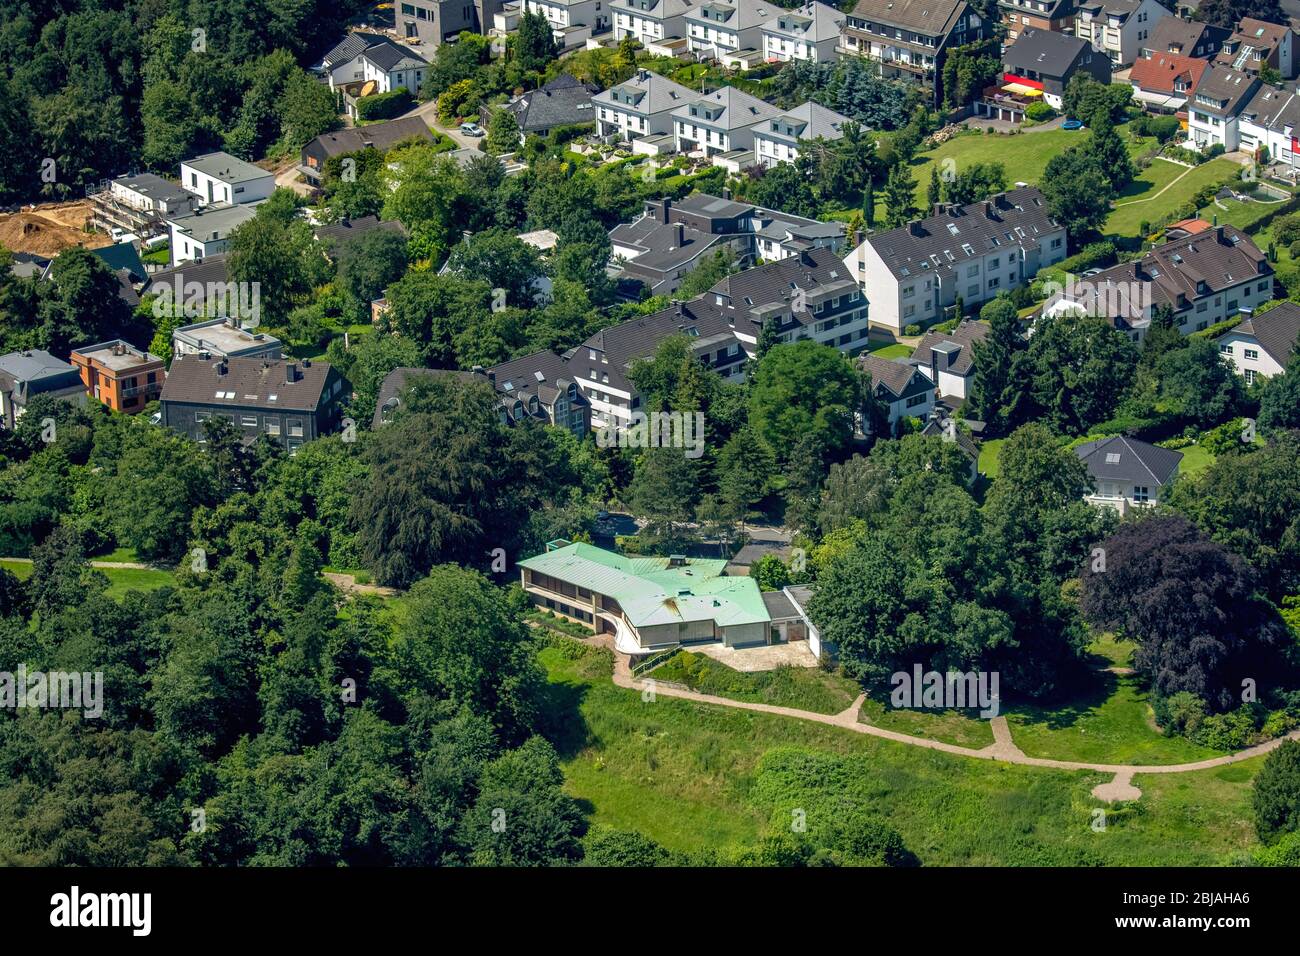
[399,98,485,150]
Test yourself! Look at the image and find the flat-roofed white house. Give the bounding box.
[847,187,1066,335]
[612,0,693,45]
[1075,435,1182,512]
[761,1,844,62]
[166,204,258,267]
[752,101,849,169]
[172,318,283,361]
[1216,302,1300,384]
[523,0,611,48]
[673,85,783,160]
[593,68,696,141]
[685,0,782,64]
[519,540,788,656]
[179,152,275,207]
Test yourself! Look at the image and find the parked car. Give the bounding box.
[459,122,485,137]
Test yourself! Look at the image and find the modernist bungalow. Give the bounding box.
[519,540,783,655]
[1075,435,1183,512]
[166,204,257,267]
[1216,302,1300,383]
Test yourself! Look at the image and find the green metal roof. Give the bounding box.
[518,542,770,628]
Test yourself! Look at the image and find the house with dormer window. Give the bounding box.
[752,101,850,168]
[673,85,783,164]
[685,0,782,65]
[1186,63,1260,150]
[1214,17,1298,80]
[761,2,844,62]
[1075,435,1182,512]
[593,68,695,141]
[611,0,693,46]
[1075,0,1169,67]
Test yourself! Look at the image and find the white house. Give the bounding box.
[1216,302,1300,383]
[672,85,783,159]
[752,100,849,169]
[166,204,257,267]
[611,0,693,45]
[910,320,989,399]
[847,187,1066,335]
[1075,0,1170,67]
[179,152,275,207]
[1186,64,1260,152]
[760,1,843,62]
[1237,82,1300,168]
[685,0,782,60]
[1075,435,1182,512]
[322,34,428,94]
[593,68,695,141]
[523,0,611,48]
[859,354,936,433]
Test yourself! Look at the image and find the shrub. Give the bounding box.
[1207,142,1226,158]
[1253,739,1300,841]
[1161,691,1207,736]
[1192,707,1256,750]
[356,88,414,121]
[904,323,921,336]
[1025,101,1055,122]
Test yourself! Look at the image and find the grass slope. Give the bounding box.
[651,650,860,714]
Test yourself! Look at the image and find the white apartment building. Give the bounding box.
[685,0,781,57]
[611,0,693,45]
[523,0,610,45]
[752,101,849,168]
[760,1,844,62]
[179,152,275,207]
[1186,64,1260,152]
[593,68,696,141]
[673,85,783,157]
[1075,0,1169,67]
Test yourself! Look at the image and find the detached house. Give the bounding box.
[1187,64,1261,151]
[70,340,165,414]
[752,101,850,169]
[840,0,991,108]
[166,204,257,267]
[672,85,784,165]
[910,319,989,399]
[1075,435,1182,512]
[761,2,844,63]
[391,0,504,47]
[1075,0,1169,68]
[846,187,1066,335]
[180,152,275,207]
[859,354,936,433]
[323,34,428,94]
[299,116,435,189]
[160,355,348,451]
[612,0,693,47]
[1214,17,1297,80]
[998,0,1079,42]
[500,73,599,140]
[1237,82,1300,167]
[685,0,782,67]
[1129,51,1209,115]
[0,350,86,428]
[593,68,695,143]
[1141,16,1229,60]
[981,28,1111,121]
[1043,225,1273,339]
[1216,302,1300,382]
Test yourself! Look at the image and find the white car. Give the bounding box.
[459,123,485,138]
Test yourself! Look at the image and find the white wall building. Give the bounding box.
[593,68,696,141]
[752,100,849,169]
[685,0,781,57]
[760,1,843,62]
[179,152,275,207]
[1216,303,1300,384]
[672,85,783,157]
[1075,0,1170,67]
[611,0,693,45]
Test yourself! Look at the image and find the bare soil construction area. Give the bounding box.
[0,200,112,257]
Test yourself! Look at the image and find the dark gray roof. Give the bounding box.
[144,254,231,296]
[859,354,929,399]
[9,252,50,279]
[305,117,434,159]
[997,0,1077,18]
[849,0,968,35]
[315,216,407,248]
[1232,302,1300,366]
[918,414,979,460]
[504,74,599,132]
[161,355,337,413]
[488,349,586,408]
[359,37,427,72]
[1239,83,1300,132]
[911,320,989,376]
[372,366,482,428]
[762,590,799,619]
[1075,435,1183,486]
[0,349,83,393]
[90,241,147,283]
[1190,64,1260,116]
[182,151,273,185]
[611,217,725,277]
[867,188,1061,282]
[710,246,856,331]
[1145,16,1225,56]
[1003,28,1092,78]
[323,32,386,66]
[112,172,191,207]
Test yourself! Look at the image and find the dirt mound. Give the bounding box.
[0,201,112,257]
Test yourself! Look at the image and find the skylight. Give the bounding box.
[1105,452,1121,464]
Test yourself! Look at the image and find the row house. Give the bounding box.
[1237,82,1300,166]
[672,85,783,162]
[998,0,1078,43]
[593,68,695,142]
[522,0,612,48]
[1141,16,1229,61]
[847,187,1067,335]
[1075,0,1170,68]
[1214,17,1298,80]
[1216,302,1300,383]
[1128,51,1208,116]
[839,0,990,109]
[1042,225,1273,340]
[761,2,845,63]
[1186,64,1260,151]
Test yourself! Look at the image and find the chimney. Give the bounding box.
[933,202,947,216]
[471,364,484,374]
[908,220,924,236]
[1216,225,1226,242]
[659,196,672,222]
[198,349,211,361]
[673,222,685,247]
[214,359,228,377]
[931,347,942,377]
[285,362,298,383]
[982,201,994,218]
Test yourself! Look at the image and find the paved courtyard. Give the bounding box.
[689,640,818,672]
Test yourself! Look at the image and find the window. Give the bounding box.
[240,415,257,427]
[1220,344,1233,354]
[1245,348,1259,360]
[266,420,281,436]
[905,392,927,408]
[1133,486,1150,503]
[288,420,304,438]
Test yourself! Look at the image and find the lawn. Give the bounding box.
[1104,158,1239,237]
[537,637,1265,864]
[857,693,995,748]
[0,559,175,599]
[650,650,860,715]
[868,342,913,359]
[1176,442,1216,477]
[978,437,1005,478]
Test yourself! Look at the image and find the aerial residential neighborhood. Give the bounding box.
[2,0,1300,906]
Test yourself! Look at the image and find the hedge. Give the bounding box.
[356,88,414,122]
